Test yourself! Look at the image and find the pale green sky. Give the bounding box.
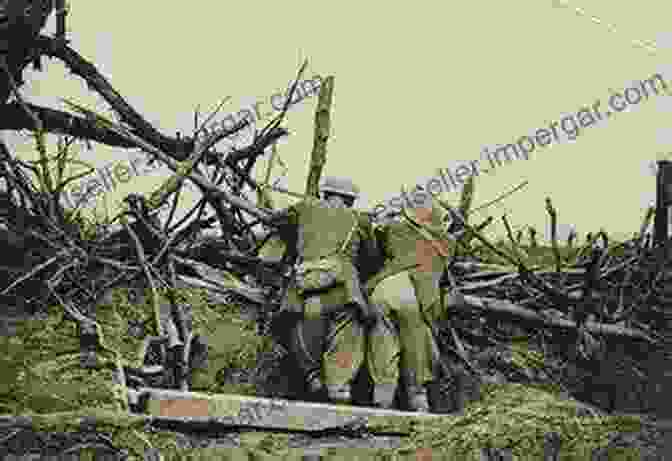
[5,0,672,244]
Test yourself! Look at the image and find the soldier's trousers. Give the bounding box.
[368,268,444,386]
[288,302,400,388]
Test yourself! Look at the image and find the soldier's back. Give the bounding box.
[294,199,360,261]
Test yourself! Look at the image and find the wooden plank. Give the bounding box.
[140,388,446,431]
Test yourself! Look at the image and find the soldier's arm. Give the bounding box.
[360,213,379,252]
[359,222,393,293]
[355,213,386,280]
[265,204,301,262]
[374,222,395,262]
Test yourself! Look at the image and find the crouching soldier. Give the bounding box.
[270,176,395,405]
[365,191,462,412]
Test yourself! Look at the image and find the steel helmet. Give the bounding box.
[319,176,360,199]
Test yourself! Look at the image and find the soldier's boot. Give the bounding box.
[372,383,397,409]
[326,383,352,404]
[407,384,431,412]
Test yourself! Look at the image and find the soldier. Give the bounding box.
[365,190,463,412]
[270,176,393,405]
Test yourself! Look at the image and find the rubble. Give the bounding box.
[0,2,668,458]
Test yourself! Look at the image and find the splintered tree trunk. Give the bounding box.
[304,75,334,198]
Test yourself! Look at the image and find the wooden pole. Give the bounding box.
[304,76,334,199]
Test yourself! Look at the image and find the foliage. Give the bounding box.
[167,287,276,395]
[1,303,128,415]
[365,383,643,460]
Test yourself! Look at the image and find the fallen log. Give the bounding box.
[459,294,654,342]
[177,274,267,306]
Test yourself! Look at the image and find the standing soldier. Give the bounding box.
[270,176,393,405]
[365,190,462,412]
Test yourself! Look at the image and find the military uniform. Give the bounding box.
[365,196,455,411]
[272,177,396,404]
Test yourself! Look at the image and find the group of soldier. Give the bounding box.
[265,175,467,413]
